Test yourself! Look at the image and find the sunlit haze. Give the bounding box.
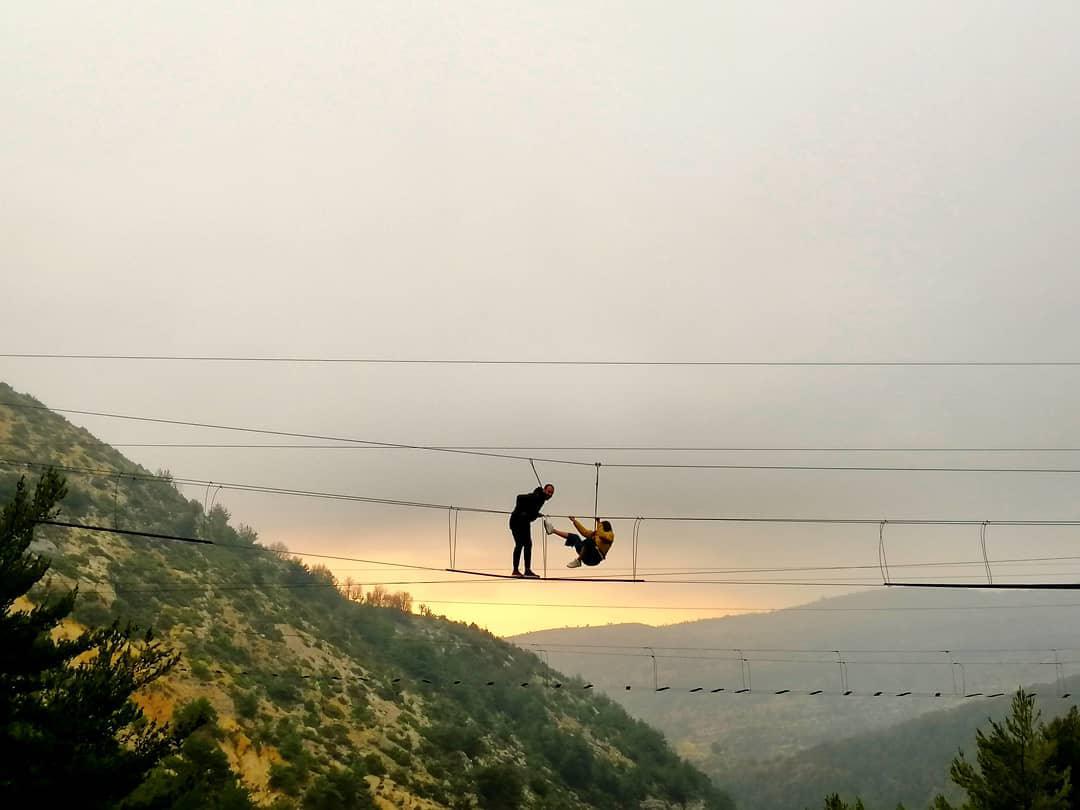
[5,0,1080,636]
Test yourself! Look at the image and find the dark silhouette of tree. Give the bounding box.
[822,796,867,810]
[0,470,182,807]
[1045,707,1080,810]
[933,688,1069,810]
[123,698,255,809]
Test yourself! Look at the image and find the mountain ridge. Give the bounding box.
[1,381,731,809]
[510,577,1080,797]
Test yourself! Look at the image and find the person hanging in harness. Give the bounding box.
[508,483,554,578]
[544,516,614,568]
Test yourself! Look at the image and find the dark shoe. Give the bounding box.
[523,570,541,579]
[511,570,524,578]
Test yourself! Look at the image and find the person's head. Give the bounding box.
[543,483,555,499]
[601,520,612,533]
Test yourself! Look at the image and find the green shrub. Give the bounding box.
[269,762,306,796]
[362,753,387,777]
[301,764,374,810]
[475,763,525,810]
[189,660,212,681]
[233,689,259,719]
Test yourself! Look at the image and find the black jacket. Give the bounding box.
[511,487,547,523]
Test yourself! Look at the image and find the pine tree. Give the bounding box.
[0,470,182,807]
[123,698,255,809]
[821,796,866,810]
[934,688,1071,810]
[1044,707,1080,810]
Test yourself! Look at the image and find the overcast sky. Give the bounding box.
[4,1,1080,635]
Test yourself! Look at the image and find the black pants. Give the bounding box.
[509,517,533,571]
[565,533,603,566]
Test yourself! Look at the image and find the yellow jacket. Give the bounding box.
[571,517,615,558]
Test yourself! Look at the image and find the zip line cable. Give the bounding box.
[23,456,1080,588]
[64,587,1080,611]
[39,520,452,573]
[445,568,644,583]
[7,353,1080,367]
[55,573,1080,611]
[12,402,1080,474]
[599,462,1080,473]
[0,402,595,468]
[9,456,1080,526]
[28,442,1080,452]
[889,581,1080,590]
[50,502,1080,576]
[36,520,1080,587]
[29,520,880,585]
[21,459,1080,587]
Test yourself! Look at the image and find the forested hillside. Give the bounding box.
[730,683,1080,809]
[512,589,1080,783]
[0,382,731,809]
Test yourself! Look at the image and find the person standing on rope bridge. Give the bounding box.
[509,483,554,578]
[544,516,614,568]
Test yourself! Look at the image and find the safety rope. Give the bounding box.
[877,521,891,584]
[447,507,459,569]
[593,462,601,522]
[980,521,993,584]
[529,458,543,488]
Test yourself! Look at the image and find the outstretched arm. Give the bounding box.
[570,516,593,538]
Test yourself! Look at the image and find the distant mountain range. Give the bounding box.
[511,586,1080,807]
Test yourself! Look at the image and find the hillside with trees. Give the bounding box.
[731,684,1080,809]
[0,382,732,809]
[512,591,1080,788]
[814,688,1080,810]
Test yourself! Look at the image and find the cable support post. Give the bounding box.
[542,516,548,579]
[447,507,454,569]
[954,663,970,696]
[833,651,849,693]
[202,481,215,517]
[732,649,745,691]
[981,521,993,584]
[1053,649,1066,698]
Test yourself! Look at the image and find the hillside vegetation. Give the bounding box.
[0,382,731,809]
[731,684,1080,809]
